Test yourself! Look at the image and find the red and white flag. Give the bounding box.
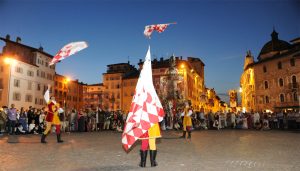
[144,23,176,38]
[49,41,88,65]
[122,46,165,151]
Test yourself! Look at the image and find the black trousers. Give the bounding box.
[8,120,16,134]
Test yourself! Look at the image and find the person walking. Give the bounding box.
[41,85,64,143]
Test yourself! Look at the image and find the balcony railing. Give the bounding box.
[288,83,299,90]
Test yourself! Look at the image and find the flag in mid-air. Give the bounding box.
[49,41,88,65]
[122,46,165,151]
[144,23,176,38]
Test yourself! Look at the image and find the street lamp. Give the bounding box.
[4,57,17,106]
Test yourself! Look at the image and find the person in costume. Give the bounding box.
[41,85,64,143]
[139,122,161,167]
[180,101,193,139]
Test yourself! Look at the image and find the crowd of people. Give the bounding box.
[0,104,127,135]
[163,110,300,131]
[1,104,300,136]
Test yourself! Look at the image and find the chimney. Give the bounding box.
[180,56,182,60]
[39,46,44,51]
[6,34,10,40]
[160,57,163,62]
[16,37,21,43]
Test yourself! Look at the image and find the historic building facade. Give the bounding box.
[240,30,300,112]
[102,56,207,112]
[0,35,55,109]
[54,73,85,111]
[102,63,137,111]
[82,83,104,110]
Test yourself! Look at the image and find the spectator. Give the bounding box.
[7,104,17,135]
[19,107,28,132]
[28,120,38,134]
[0,106,8,135]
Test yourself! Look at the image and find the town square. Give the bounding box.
[0,0,299,171]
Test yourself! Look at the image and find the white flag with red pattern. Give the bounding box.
[49,41,88,65]
[122,46,165,151]
[144,22,176,38]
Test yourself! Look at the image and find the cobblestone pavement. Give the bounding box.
[0,130,300,171]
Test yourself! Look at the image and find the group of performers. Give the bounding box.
[41,86,194,168]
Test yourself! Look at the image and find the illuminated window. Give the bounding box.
[265,96,269,103]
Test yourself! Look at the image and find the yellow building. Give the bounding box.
[0,35,55,109]
[241,30,300,112]
[102,63,137,111]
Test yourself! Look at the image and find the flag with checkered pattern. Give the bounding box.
[122,46,165,151]
[144,22,176,38]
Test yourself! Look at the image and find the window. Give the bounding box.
[280,94,285,102]
[264,81,269,89]
[290,58,295,66]
[28,81,32,90]
[15,67,23,73]
[292,75,297,84]
[293,93,298,102]
[279,78,284,87]
[41,71,45,78]
[27,70,34,77]
[40,99,44,105]
[265,96,269,103]
[35,98,38,104]
[37,84,41,91]
[0,79,3,89]
[13,92,21,101]
[37,70,40,76]
[277,62,282,69]
[25,94,32,102]
[14,79,20,87]
[263,66,267,73]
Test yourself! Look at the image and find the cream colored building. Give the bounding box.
[241,30,300,112]
[0,35,55,109]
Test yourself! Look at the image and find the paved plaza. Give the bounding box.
[0,130,300,171]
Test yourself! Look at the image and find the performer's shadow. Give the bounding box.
[7,135,41,144]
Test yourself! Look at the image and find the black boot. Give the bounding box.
[57,134,64,143]
[188,131,191,139]
[41,134,47,143]
[179,131,186,138]
[150,150,158,167]
[139,150,148,167]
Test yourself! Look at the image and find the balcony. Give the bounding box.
[287,83,299,91]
